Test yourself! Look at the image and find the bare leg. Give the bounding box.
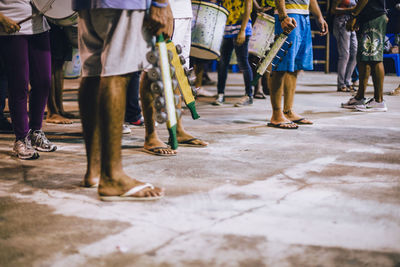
[47,60,73,124]
[282,71,312,124]
[269,71,297,128]
[79,77,101,187]
[175,86,208,147]
[370,61,384,102]
[140,73,176,155]
[95,75,163,197]
[355,61,371,100]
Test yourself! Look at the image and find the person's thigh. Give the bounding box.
[357,14,388,62]
[78,9,152,77]
[294,15,313,71]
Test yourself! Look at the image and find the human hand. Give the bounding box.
[236,31,246,45]
[146,2,174,39]
[280,16,297,34]
[0,14,20,34]
[317,17,328,36]
[346,17,358,31]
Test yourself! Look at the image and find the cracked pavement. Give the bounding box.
[0,72,400,267]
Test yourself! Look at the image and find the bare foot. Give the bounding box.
[81,175,99,188]
[177,131,208,147]
[283,110,313,124]
[144,138,177,156]
[98,173,164,198]
[46,114,73,124]
[61,111,79,119]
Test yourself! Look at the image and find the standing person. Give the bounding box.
[267,0,328,129]
[0,1,57,159]
[74,0,171,199]
[341,0,388,111]
[331,0,358,92]
[123,71,144,135]
[213,0,254,107]
[46,23,78,124]
[141,0,208,156]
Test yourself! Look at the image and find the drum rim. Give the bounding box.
[31,0,76,20]
[47,12,78,22]
[191,0,229,16]
[256,12,275,23]
[190,43,220,60]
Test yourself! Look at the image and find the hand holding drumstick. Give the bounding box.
[0,13,21,34]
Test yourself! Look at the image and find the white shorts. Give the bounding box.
[78,9,153,77]
[172,17,192,68]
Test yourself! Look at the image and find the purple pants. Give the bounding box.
[0,32,51,140]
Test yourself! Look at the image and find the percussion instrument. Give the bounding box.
[31,0,78,26]
[166,41,200,120]
[190,1,229,60]
[248,13,275,58]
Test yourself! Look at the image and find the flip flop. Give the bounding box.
[254,93,266,99]
[99,183,164,201]
[292,118,313,125]
[143,147,176,156]
[178,138,208,147]
[267,122,298,129]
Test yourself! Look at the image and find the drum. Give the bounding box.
[31,0,78,27]
[190,1,229,60]
[248,13,275,58]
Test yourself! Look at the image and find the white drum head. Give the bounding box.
[31,0,74,20]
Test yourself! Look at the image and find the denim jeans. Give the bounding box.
[217,36,253,96]
[125,71,142,122]
[333,15,358,89]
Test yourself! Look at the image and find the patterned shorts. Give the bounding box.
[357,14,388,62]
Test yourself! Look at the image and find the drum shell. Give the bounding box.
[248,13,275,57]
[190,0,229,60]
[31,0,78,26]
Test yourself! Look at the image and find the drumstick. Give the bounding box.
[17,0,56,25]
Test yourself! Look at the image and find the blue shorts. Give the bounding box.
[274,14,313,72]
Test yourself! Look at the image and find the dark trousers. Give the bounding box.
[125,71,142,122]
[217,36,253,97]
[0,32,51,140]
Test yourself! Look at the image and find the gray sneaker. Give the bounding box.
[212,94,225,106]
[355,98,387,112]
[341,97,366,109]
[13,137,39,160]
[234,95,253,107]
[29,129,57,152]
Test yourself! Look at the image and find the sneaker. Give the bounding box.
[355,98,387,112]
[212,94,225,106]
[122,124,131,134]
[0,116,13,132]
[234,95,253,107]
[341,97,366,109]
[13,137,39,160]
[127,116,144,127]
[29,129,57,152]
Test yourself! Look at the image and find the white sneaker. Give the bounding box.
[355,98,387,112]
[122,124,131,134]
[341,97,366,109]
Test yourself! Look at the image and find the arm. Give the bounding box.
[275,0,297,34]
[236,0,252,45]
[145,0,174,38]
[309,0,328,35]
[0,12,20,34]
[345,0,369,31]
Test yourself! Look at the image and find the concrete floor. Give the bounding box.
[0,72,399,267]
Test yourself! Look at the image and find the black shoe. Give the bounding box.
[0,116,13,132]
